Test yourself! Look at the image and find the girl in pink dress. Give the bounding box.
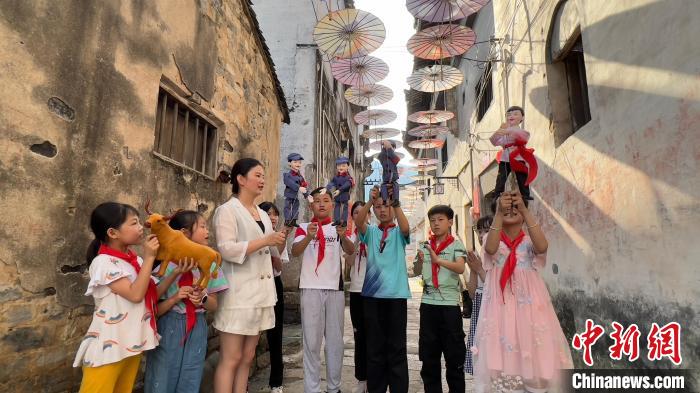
[472,192,572,393]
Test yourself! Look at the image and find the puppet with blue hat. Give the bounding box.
[326,156,355,227]
[283,152,309,227]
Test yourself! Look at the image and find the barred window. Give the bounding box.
[154,86,218,178]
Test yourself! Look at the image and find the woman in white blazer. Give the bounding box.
[212,158,287,393]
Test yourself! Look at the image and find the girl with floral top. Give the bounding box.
[74,202,161,393]
[144,210,229,393]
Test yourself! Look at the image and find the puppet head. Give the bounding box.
[335,156,350,174]
[506,106,524,127]
[288,153,304,172]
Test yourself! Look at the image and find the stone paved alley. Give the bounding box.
[247,277,475,393]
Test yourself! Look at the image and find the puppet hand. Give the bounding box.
[299,187,307,194]
[143,234,160,260]
[332,190,340,198]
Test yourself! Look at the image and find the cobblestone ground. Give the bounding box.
[248,277,475,393]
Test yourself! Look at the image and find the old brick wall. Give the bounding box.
[0,0,286,391]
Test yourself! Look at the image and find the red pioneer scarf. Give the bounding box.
[504,141,539,186]
[178,271,197,343]
[378,223,396,253]
[98,244,158,333]
[291,170,308,188]
[312,216,332,274]
[428,234,455,289]
[354,228,367,273]
[499,230,526,303]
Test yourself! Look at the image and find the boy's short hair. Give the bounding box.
[427,204,454,220]
[310,187,330,199]
[506,105,524,116]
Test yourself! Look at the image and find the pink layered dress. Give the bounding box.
[472,234,573,393]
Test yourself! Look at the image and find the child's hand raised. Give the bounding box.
[511,192,528,213]
[370,186,380,201]
[466,251,483,272]
[497,194,512,215]
[306,222,318,239]
[143,234,160,259]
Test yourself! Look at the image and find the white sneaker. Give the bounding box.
[352,381,367,393]
[271,387,284,393]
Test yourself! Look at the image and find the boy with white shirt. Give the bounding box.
[292,187,355,393]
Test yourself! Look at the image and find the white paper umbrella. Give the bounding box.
[369,139,403,150]
[408,65,464,92]
[361,128,401,139]
[354,109,397,126]
[408,125,450,137]
[409,157,439,166]
[345,84,394,106]
[408,138,445,149]
[407,24,476,60]
[313,9,386,59]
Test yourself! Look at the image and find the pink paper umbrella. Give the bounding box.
[406,0,490,23]
[331,56,389,86]
[313,9,386,59]
[361,128,401,139]
[407,110,454,124]
[408,138,445,149]
[369,139,403,150]
[409,157,440,166]
[345,84,394,106]
[407,24,476,60]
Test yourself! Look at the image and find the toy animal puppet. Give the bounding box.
[326,156,354,227]
[144,201,221,289]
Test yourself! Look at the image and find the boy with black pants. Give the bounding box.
[353,186,411,393]
[416,205,468,393]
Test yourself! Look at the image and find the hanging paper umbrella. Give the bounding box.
[313,9,386,59]
[398,176,416,186]
[408,65,464,92]
[408,109,454,124]
[369,150,405,159]
[406,0,490,22]
[408,124,450,138]
[361,128,401,139]
[331,56,389,86]
[409,138,445,149]
[345,84,394,106]
[416,164,438,172]
[369,139,403,150]
[354,109,397,126]
[410,157,440,166]
[407,24,476,60]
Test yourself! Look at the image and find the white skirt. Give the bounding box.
[213,306,275,336]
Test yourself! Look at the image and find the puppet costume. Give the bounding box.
[378,144,400,204]
[491,127,538,200]
[326,156,354,227]
[283,153,309,227]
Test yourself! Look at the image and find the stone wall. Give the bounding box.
[0,0,287,391]
[426,0,700,370]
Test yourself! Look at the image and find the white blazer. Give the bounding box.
[213,197,278,310]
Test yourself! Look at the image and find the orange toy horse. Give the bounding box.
[145,201,221,289]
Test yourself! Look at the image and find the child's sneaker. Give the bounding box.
[353,380,367,393]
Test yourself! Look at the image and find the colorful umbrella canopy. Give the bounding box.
[416,164,438,172]
[369,139,403,150]
[408,124,450,138]
[354,109,397,126]
[407,110,454,124]
[410,158,440,166]
[408,138,445,149]
[407,65,464,92]
[361,128,401,139]
[344,84,394,106]
[313,9,386,59]
[407,24,476,60]
[406,0,490,22]
[331,56,389,86]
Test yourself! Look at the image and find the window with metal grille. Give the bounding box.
[475,63,493,122]
[563,36,591,133]
[153,87,218,178]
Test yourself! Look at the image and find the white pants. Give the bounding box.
[300,288,345,393]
